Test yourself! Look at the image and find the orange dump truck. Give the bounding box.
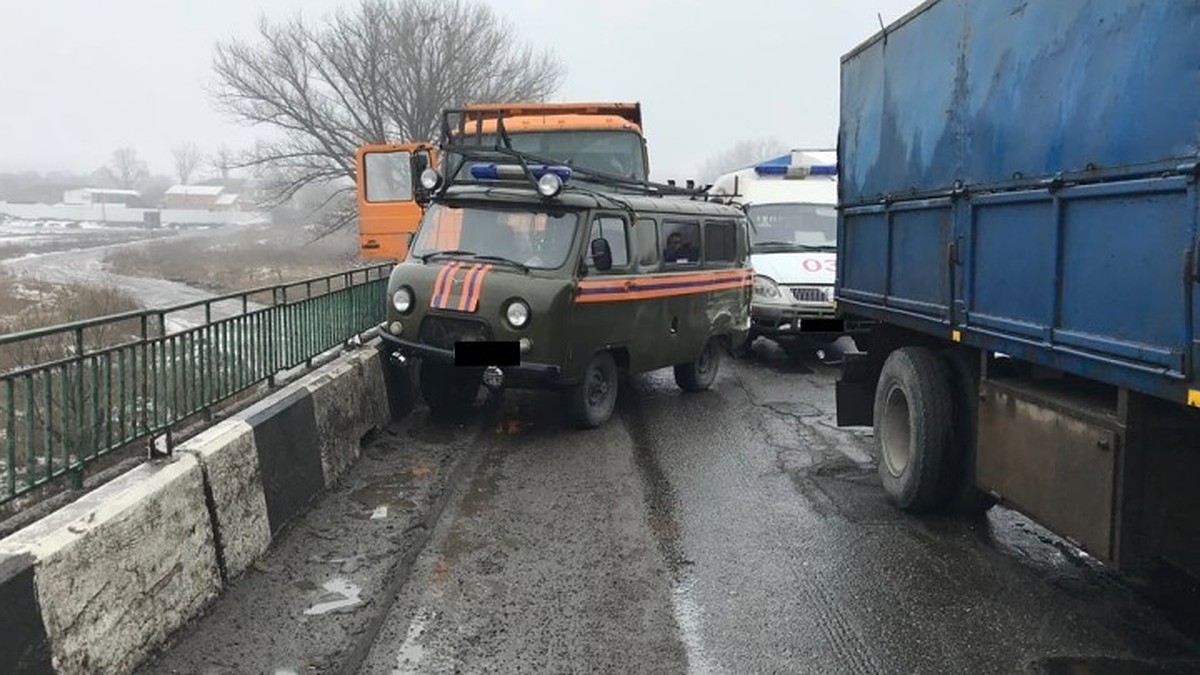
[355,102,649,261]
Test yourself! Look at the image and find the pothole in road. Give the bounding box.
[764,401,823,418]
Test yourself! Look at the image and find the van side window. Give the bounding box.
[704,220,737,263]
[588,216,629,270]
[633,218,659,268]
[661,220,700,265]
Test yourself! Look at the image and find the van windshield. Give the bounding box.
[409,204,580,270]
[452,130,646,181]
[745,202,837,253]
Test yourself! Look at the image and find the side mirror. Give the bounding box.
[590,238,613,271]
[411,152,432,206]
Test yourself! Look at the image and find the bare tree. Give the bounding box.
[696,138,791,184]
[210,0,565,233]
[210,145,237,182]
[110,148,149,190]
[172,144,205,185]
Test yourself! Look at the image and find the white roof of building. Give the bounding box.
[166,185,225,197]
[79,188,141,196]
[214,193,239,206]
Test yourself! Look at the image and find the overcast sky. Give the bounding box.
[0,0,919,181]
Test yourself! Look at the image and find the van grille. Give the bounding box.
[418,316,492,350]
[788,286,831,303]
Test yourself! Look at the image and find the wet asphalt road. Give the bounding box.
[140,342,1200,674]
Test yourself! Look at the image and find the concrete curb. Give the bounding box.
[0,340,405,674]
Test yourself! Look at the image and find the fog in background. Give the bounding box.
[0,0,919,180]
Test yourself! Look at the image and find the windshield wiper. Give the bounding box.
[418,249,475,262]
[470,255,529,273]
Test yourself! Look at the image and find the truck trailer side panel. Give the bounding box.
[837,0,1200,407]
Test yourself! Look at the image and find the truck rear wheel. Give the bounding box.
[873,347,953,512]
[939,349,997,515]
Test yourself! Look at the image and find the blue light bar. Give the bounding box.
[754,164,788,176]
[808,164,837,176]
[468,163,573,182]
[530,165,573,181]
[470,163,500,180]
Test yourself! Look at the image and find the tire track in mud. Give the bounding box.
[335,400,502,675]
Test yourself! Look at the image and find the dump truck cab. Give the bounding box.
[377,108,749,429]
[356,102,650,261]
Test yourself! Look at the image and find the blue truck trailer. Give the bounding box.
[834,0,1200,579]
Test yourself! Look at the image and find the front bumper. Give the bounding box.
[379,330,562,386]
[750,302,870,339]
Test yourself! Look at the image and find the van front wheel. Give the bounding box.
[567,351,619,429]
[675,338,721,392]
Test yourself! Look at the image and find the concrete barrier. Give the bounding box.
[0,454,221,674]
[0,340,404,674]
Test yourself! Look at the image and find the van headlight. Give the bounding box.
[391,287,413,313]
[753,275,784,301]
[505,299,531,328]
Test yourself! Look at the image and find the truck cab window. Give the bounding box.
[363,151,413,202]
[662,221,700,265]
[588,216,629,270]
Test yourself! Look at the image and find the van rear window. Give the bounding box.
[704,221,737,262]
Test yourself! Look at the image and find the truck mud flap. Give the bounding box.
[835,352,877,427]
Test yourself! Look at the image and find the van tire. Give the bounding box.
[419,362,478,415]
[939,349,997,515]
[873,347,953,512]
[675,338,721,392]
[567,351,619,429]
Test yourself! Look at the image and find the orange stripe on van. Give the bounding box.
[575,270,752,304]
[455,264,485,311]
[430,261,464,308]
[466,265,493,313]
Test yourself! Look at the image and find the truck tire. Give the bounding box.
[674,338,721,392]
[419,362,478,415]
[873,347,953,512]
[568,351,619,429]
[939,349,997,515]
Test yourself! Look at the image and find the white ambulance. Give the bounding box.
[708,149,853,358]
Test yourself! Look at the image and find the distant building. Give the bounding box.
[62,188,140,206]
[213,192,241,211]
[164,184,227,210]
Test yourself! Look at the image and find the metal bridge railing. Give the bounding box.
[0,263,394,509]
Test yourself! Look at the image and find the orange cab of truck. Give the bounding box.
[355,102,649,262]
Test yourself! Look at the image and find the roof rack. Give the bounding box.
[430,107,726,203]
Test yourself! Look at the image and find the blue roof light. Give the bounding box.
[530,165,573,181]
[469,163,500,180]
[808,164,837,176]
[754,164,788,176]
[469,163,573,182]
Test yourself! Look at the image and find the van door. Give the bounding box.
[573,214,634,365]
[355,143,437,261]
[659,219,706,364]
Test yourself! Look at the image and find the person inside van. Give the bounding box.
[664,230,698,263]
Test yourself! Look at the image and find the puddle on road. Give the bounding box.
[303,578,363,616]
[351,472,424,518]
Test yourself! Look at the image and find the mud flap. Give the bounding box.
[835,351,877,427]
